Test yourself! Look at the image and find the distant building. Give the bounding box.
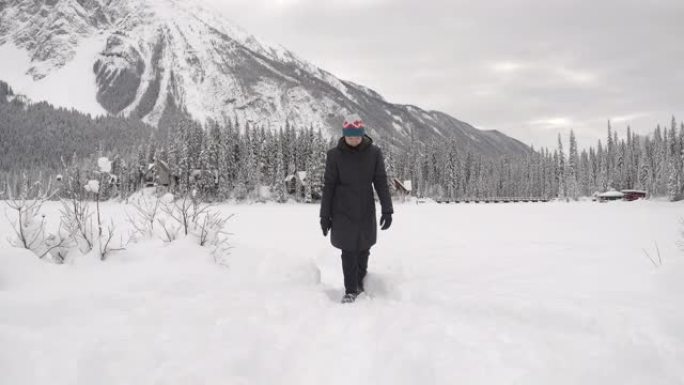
[594,189,647,202]
[597,189,624,202]
[392,178,411,196]
[621,189,647,201]
[285,171,323,200]
[285,171,307,195]
[144,159,171,187]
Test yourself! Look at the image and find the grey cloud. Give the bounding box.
[202,0,684,149]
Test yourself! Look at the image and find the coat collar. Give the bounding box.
[337,135,373,152]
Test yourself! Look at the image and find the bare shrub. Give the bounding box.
[3,178,74,262]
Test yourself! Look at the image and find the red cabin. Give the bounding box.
[621,189,647,201]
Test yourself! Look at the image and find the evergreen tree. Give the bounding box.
[567,130,579,200]
[557,134,566,199]
[274,137,287,203]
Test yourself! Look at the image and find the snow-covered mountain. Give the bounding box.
[0,0,529,156]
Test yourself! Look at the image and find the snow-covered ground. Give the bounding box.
[1,200,683,384]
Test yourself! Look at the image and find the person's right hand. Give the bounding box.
[380,213,392,230]
[320,217,332,236]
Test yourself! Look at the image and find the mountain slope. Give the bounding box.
[0,0,529,156]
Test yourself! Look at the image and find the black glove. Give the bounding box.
[320,217,332,236]
[380,213,392,230]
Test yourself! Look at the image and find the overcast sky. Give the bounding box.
[202,0,683,150]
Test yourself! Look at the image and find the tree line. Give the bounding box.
[406,118,683,201]
[1,80,682,201]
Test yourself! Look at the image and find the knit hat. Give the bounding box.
[342,119,365,137]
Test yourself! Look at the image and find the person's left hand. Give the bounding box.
[380,213,392,230]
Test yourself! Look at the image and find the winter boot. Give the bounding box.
[341,292,358,304]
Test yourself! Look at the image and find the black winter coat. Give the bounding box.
[319,135,394,251]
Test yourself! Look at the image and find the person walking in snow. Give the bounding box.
[319,117,394,303]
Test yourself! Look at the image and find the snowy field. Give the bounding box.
[1,199,683,385]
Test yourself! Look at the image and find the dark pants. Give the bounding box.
[341,249,370,294]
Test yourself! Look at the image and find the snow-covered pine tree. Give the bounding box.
[666,118,680,200]
[667,160,678,201]
[616,139,625,190]
[274,135,287,203]
[241,123,258,200]
[567,130,579,200]
[624,126,635,189]
[254,126,268,197]
[606,120,614,188]
[641,136,655,194]
[265,129,279,191]
[384,146,398,197]
[596,141,607,191]
[311,129,326,200]
[302,126,315,203]
[416,148,427,198]
[669,117,682,199]
[135,144,147,191]
[552,149,559,198]
[224,120,240,197]
[580,149,592,196]
[197,137,209,175]
[217,124,232,200]
[463,151,473,197]
[424,140,439,198]
[118,158,129,197]
[652,126,665,196]
[165,134,178,193]
[632,128,643,189]
[539,149,548,198]
[476,157,486,198]
[302,128,314,204]
[588,147,597,193]
[536,149,545,198]
[612,130,619,187]
[557,134,566,199]
[533,148,544,198]
[445,140,459,200]
[207,121,223,198]
[176,121,192,194]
